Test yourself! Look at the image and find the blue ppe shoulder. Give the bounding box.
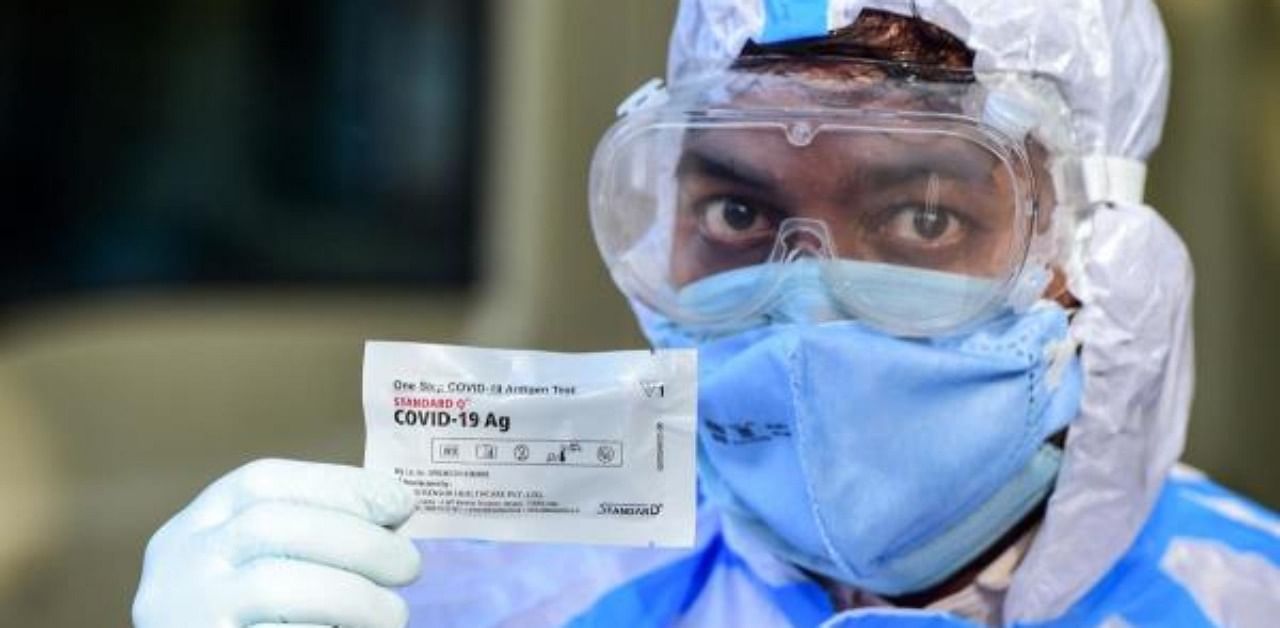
[402,472,1278,627]
[566,472,1279,627]
[1022,470,1280,628]
[566,533,833,627]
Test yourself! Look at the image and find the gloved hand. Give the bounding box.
[132,458,421,628]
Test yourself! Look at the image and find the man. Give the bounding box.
[133,1,1280,626]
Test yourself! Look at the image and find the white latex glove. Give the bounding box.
[132,459,421,628]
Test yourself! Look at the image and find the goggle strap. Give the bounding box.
[1082,155,1147,206]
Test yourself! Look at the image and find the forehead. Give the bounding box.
[678,126,1003,190]
[668,69,1032,192]
[676,91,1013,197]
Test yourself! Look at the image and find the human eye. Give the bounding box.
[882,202,966,249]
[695,197,777,248]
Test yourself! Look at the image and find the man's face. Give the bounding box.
[671,125,1026,287]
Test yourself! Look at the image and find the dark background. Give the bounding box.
[1,1,485,309]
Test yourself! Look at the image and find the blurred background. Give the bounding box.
[0,0,1276,625]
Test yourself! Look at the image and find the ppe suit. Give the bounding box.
[133,1,1280,627]
[400,1,1280,625]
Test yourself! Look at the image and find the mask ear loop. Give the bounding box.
[1043,333,1081,390]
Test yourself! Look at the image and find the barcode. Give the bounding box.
[656,421,665,472]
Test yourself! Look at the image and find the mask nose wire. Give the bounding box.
[769,217,838,263]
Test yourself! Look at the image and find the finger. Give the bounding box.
[200,459,414,527]
[234,558,408,628]
[215,501,421,587]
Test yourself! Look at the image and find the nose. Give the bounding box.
[771,218,838,262]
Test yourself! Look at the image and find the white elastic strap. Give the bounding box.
[1081,155,1148,206]
[1043,334,1081,390]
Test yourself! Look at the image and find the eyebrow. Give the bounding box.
[675,147,780,192]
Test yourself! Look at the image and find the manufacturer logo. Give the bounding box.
[597,502,664,517]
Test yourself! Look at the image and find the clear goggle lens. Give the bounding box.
[591,76,1046,337]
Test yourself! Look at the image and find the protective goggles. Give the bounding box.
[590,64,1077,337]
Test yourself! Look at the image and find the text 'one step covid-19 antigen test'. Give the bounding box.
[363,341,697,548]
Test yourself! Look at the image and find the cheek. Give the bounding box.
[1027,146,1058,234]
[670,212,699,286]
[1036,178,1057,233]
[979,172,1031,271]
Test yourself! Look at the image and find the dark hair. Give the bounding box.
[734,9,975,82]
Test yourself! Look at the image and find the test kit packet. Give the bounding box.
[362,341,698,548]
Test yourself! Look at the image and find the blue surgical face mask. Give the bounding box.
[638,263,1083,596]
[673,260,1011,339]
